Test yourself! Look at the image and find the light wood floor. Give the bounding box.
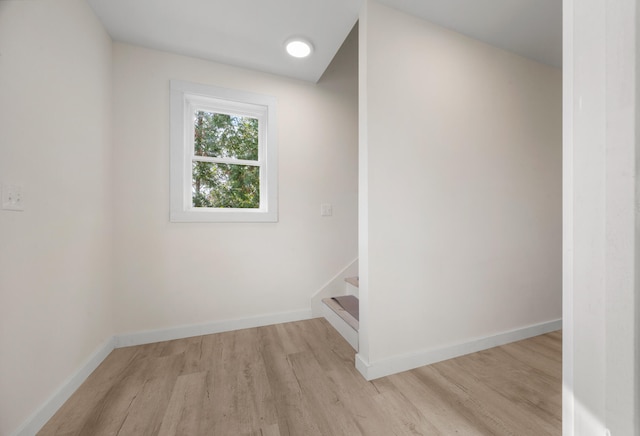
[39,318,561,436]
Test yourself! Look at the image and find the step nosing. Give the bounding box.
[322,298,359,331]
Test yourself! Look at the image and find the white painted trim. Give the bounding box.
[355,319,562,381]
[11,337,116,436]
[562,0,575,434]
[115,309,313,347]
[355,352,371,377]
[11,310,314,435]
[321,300,359,351]
[169,79,278,223]
[310,257,358,316]
[345,281,359,298]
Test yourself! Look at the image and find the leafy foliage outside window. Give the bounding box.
[170,80,277,222]
[192,111,260,208]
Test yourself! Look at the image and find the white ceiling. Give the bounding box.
[87,0,561,83]
[379,0,562,68]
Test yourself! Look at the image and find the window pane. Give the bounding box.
[192,162,260,208]
[194,110,259,161]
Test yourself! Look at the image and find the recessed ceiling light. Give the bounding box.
[285,38,313,58]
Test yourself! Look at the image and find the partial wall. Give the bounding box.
[111,27,358,335]
[358,0,562,376]
[0,1,114,434]
[563,0,639,434]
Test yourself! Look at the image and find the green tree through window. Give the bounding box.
[170,80,277,222]
[192,111,260,208]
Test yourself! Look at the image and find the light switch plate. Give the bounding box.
[321,203,332,217]
[2,184,24,211]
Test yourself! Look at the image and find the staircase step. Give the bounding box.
[322,296,359,350]
[345,276,359,298]
[331,295,359,322]
[345,276,359,288]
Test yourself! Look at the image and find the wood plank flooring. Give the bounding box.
[38,318,561,436]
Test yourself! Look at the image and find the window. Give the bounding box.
[170,80,278,222]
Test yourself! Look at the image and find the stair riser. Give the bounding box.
[321,303,358,351]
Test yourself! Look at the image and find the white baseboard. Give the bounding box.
[12,314,559,434]
[115,309,313,348]
[355,319,562,380]
[12,336,116,436]
[12,309,313,436]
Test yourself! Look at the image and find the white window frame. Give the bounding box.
[170,80,278,222]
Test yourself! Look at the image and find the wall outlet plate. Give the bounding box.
[2,184,24,211]
[321,203,333,217]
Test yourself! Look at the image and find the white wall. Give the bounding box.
[0,1,114,434]
[563,0,639,434]
[111,31,358,335]
[358,0,562,375]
